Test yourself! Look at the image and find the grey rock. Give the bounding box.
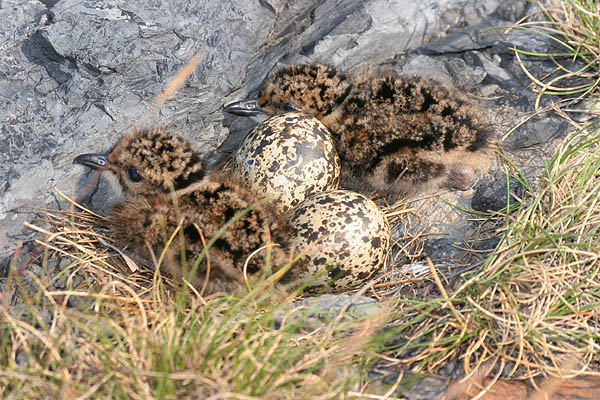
[473,236,501,259]
[468,50,518,88]
[505,113,572,149]
[276,293,380,332]
[472,176,526,212]
[423,238,466,261]
[368,366,450,400]
[399,55,453,81]
[289,293,380,317]
[396,375,450,399]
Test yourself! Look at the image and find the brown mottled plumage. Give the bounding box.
[74,129,206,197]
[74,129,289,295]
[224,64,495,196]
[258,64,352,121]
[332,70,494,194]
[109,175,289,294]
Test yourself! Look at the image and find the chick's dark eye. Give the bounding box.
[127,167,142,182]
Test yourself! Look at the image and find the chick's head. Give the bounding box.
[74,129,206,196]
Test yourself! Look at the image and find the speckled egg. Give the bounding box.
[232,112,340,211]
[283,190,390,292]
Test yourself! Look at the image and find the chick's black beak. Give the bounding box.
[223,99,270,117]
[73,153,109,171]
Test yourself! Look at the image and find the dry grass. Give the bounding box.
[506,0,600,110]
[377,120,600,384]
[1,203,397,399]
[462,124,600,378]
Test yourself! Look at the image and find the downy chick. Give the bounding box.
[224,64,495,196]
[74,129,288,295]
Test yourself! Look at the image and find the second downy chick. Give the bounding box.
[224,63,495,196]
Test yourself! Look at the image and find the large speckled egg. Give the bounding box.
[232,112,340,211]
[283,190,390,292]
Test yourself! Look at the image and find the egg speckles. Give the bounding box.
[284,190,390,292]
[232,112,341,211]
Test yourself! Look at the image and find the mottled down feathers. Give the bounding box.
[75,129,289,295]
[232,64,495,195]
